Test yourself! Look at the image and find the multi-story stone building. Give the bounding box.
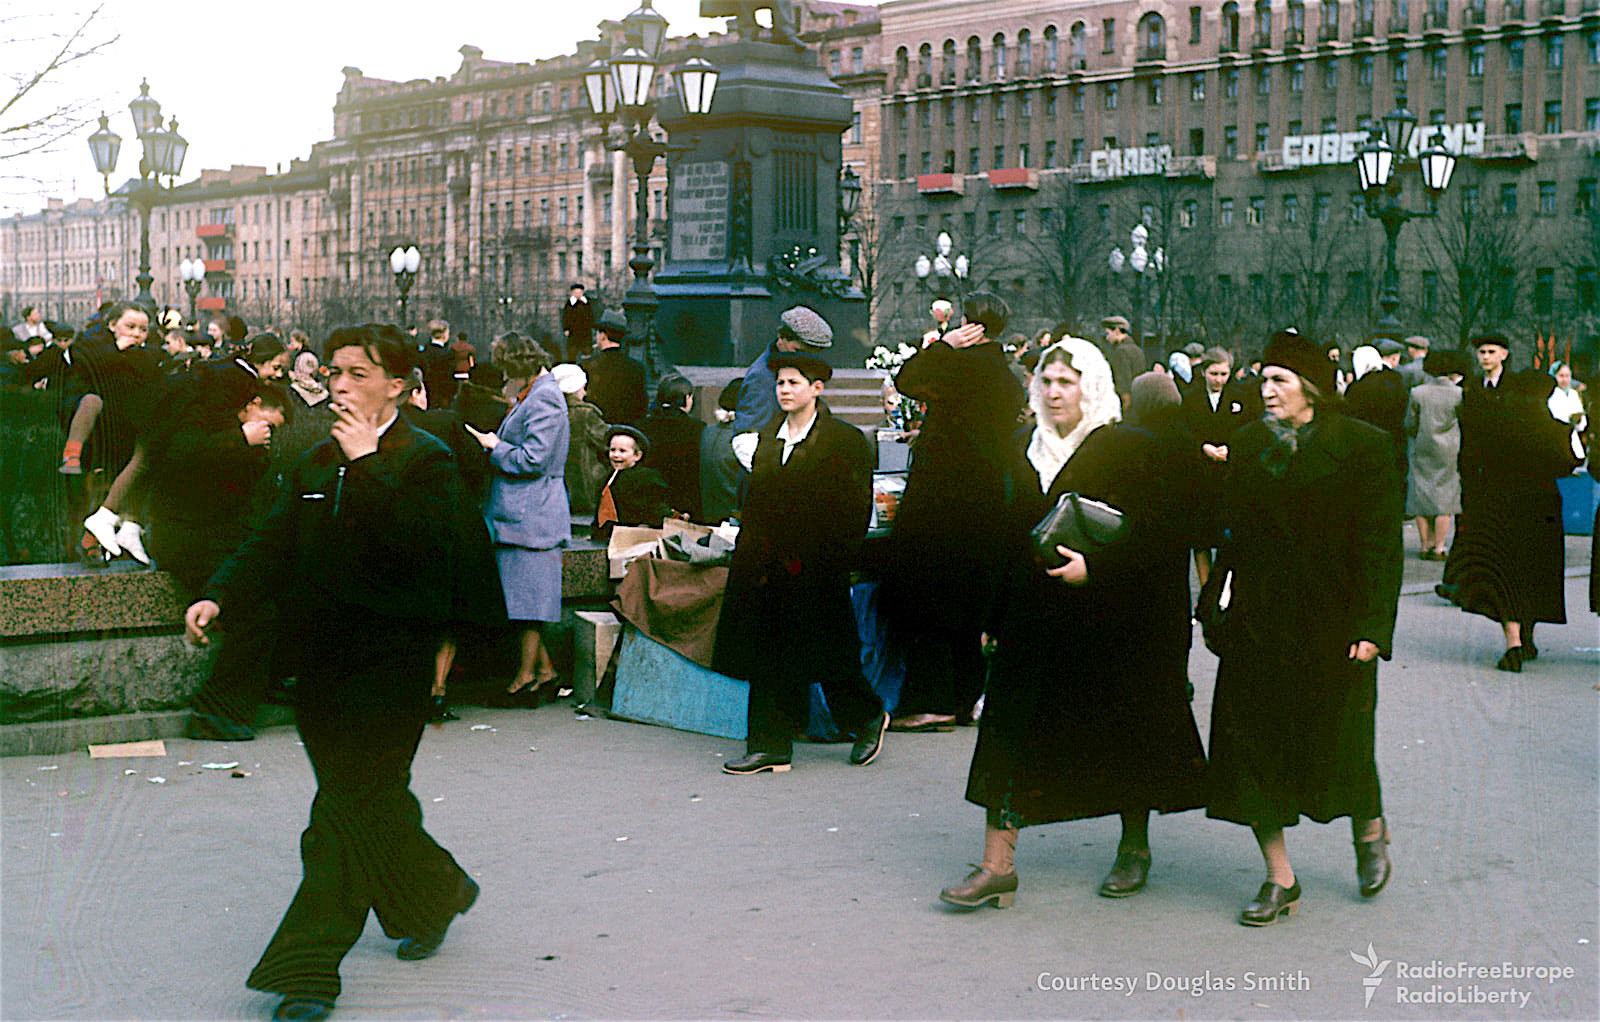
[1,197,135,325]
[872,0,1600,363]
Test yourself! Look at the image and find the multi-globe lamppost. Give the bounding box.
[87,80,189,310]
[1354,96,1459,339]
[1108,223,1164,348]
[582,0,718,373]
[389,244,421,327]
[179,257,205,325]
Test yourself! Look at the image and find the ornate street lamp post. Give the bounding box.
[913,230,969,301]
[389,244,421,326]
[1109,223,1164,349]
[179,257,205,326]
[1355,96,1459,339]
[583,1,718,375]
[87,80,189,310]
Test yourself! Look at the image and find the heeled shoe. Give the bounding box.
[939,864,1018,909]
[397,876,479,960]
[1496,647,1523,673]
[1355,827,1392,898]
[1239,880,1301,926]
[888,713,957,733]
[1098,848,1151,898]
[115,519,149,565]
[1523,642,1538,661]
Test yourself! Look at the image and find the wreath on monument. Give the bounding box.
[767,245,853,299]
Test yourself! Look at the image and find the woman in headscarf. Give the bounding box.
[1205,330,1403,926]
[938,338,1206,911]
[288,351,329,410]
[1547,361,1587,462]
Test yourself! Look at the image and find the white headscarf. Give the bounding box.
[1026,337,1122,491]
[1167,351,1192,383]
[1351,345,1383,380]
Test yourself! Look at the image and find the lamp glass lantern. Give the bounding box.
[1129,246,1149,273]
[389,246,409,274]
[611,48,657,109]
[914,254,932,278]
[128,79,162,137]
[181,258,201,282]
[583,59,618,117]
[839,166,861,218]
[953,254,969,279]
[88,113,121,177]
[1418,129,1457,193]
[1356,133,1394,192]
[1381,100,1417,157]
[162,118,188,177]
[671,54,720,116]
[403,245,421,273]
[623,1,669,58]
[1108,246,1126,272]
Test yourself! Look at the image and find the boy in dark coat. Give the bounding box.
[712,350,889,774]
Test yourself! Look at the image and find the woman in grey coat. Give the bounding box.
[1404,350,1463,560]
[466,334,571,701]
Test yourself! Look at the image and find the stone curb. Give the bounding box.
[0,706,294,758]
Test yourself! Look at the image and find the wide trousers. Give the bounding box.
[246,653,467,1002]
[745,641,883,758]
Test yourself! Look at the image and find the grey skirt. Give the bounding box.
[495,545,562,623]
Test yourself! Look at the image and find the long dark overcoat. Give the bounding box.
[1206,412,1402,829]
[712,406,873,690]
[964,424,1207,828]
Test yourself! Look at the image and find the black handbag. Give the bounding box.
[1030,492,1127,567]
[1194,546,1234,655]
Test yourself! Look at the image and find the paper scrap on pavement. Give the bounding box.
[201,761,240,770]
[88,740,167,759]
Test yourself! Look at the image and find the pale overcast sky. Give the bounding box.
[2,0,826,217]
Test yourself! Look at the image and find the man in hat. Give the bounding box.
[730,305,833,472]
[561,282,596,362]
[1102,314,1143,404]
[580,310,647,425]
[419,319,459,409]
[1398,335,1431,388]
[713,348,889,774]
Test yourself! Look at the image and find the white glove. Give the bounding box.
[731,431,759,473]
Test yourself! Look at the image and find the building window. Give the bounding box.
[1180,198,1198,228]
[970,96,981,123]
[1191,72,1206,101]
[1500,183,1517,215]
[897,106,908,133]
[1538,181,1556,214]
[1044,140,1057,168]
[942,150,956,173]
[851,111,863,144]
[1461,185,1478,214]
[1577,179,1597,214]
[1220,197,1235,226]
[988,210,1002,234]
[1021,91,1033,118]
[1103,18,1116,53]
[1224,125,1238,157]
[1255,123,1270,152]
[1222,3,1241,49]
[1588,99,1599,132]
[920,151,932,174]
[1283,194,1300,223]
[1322,58,1338,89]
[1506,38,1523,72]
[897,153,908,177]
[1358,55,1373,84]
[1535,268,1554,316]
[1505,103,1522,133]
[995,94,1007,120]
[1105,81,1119,109]
[1018,143,1031,168]
[1247,196,1264,225]
[853,47,865,73]
[1015,210,1027,235]
[1393,52,1407,82]
[995,32,1010,77]
[1257,67,1271,95]
[1070,138,1085,163]
[921,102,932,128]
[969,147,981,173]
[1045,88,1058,116]
[1224,68,1239,98]
[1017,29,1032,75]
[1314,192,1331,223]
[1544,101,1562,134]
[1468,43,1484,76]
[993,145,1005,168]
[1148,78,1163,105]
[1190,127,1205,155]
[1044,26,1059,71]
[1190,6,1203,43]
[1589,30,1600,63]
[1578,268,1598,310]
[1290,61,1304,92]
[830,50,842,76]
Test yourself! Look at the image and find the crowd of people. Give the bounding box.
[2,289,1594,1021]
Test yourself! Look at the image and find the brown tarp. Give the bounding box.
[612,557,728,669]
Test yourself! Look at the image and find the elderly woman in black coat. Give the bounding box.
[1204,330,1403,926]
[939,338,1206,911]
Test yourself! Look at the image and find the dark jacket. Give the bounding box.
[561,298,595,359]
[402,404,490,505]
[564,393,610,516]
[638,405,705,521]
[882,340,1025,629]
[419,342,459,408]
[699,420,743,524]
[593,464,671,539]
[451,380,511,435]
[713,406,873,685]
[146,419,272,593]
[965,424,1206,827]
[580,347,647,425]
[732,344,782,434]
[1206,411,1402,828]
[1343,367,1410,477]
[203,414,468,707]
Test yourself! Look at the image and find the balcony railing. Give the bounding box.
[1137,42,1167,61]
[1540,0,1566,17]
[1466,5,1487,24]
[915,173,964,195]
[202,258,234,274]
[1423,11,1449,31]
[987,167,1039,190]
[1164,154,1217,178]
[196,222,231,239]
[1476,133,1539,162]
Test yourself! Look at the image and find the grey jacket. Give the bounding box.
[485,371,571,550]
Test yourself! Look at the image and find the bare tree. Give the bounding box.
[1419,185,1530,348]
[1021,175,1101,333]
[0,6,118,201]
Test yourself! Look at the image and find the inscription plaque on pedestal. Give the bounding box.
[670,161,730,263]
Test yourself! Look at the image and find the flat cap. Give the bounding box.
[597,309,630,338]
[1101,314,1131,331]
[1403,335,1431,351]
[1375,338,1405,357]
[778,306,833,348]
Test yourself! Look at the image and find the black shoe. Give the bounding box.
[1434,582,1458,601]
[1523,642,1538,661]
[849,712,889,766]
[723,751,791,775]
[397,876,480,961]
[184,712,255,742]
[1239,880,1301,926]
[1098,848,1151,898]
[273,997,334,1022]
[1355,827,1392,898]
[1496,647,1523,673]
[428,696,458,723]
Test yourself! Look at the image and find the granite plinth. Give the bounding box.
[0,631,212,724]
[561,537,610,600]
[0,562,187,639]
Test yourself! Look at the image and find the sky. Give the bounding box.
[1,0,800,218]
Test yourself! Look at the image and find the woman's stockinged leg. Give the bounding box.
[1253,825,1295,887]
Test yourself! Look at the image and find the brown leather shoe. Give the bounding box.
[939,865,1018,909]
[1355,826,1392,897]
[1097,848,1151,898]
[1239,880,1301,926]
